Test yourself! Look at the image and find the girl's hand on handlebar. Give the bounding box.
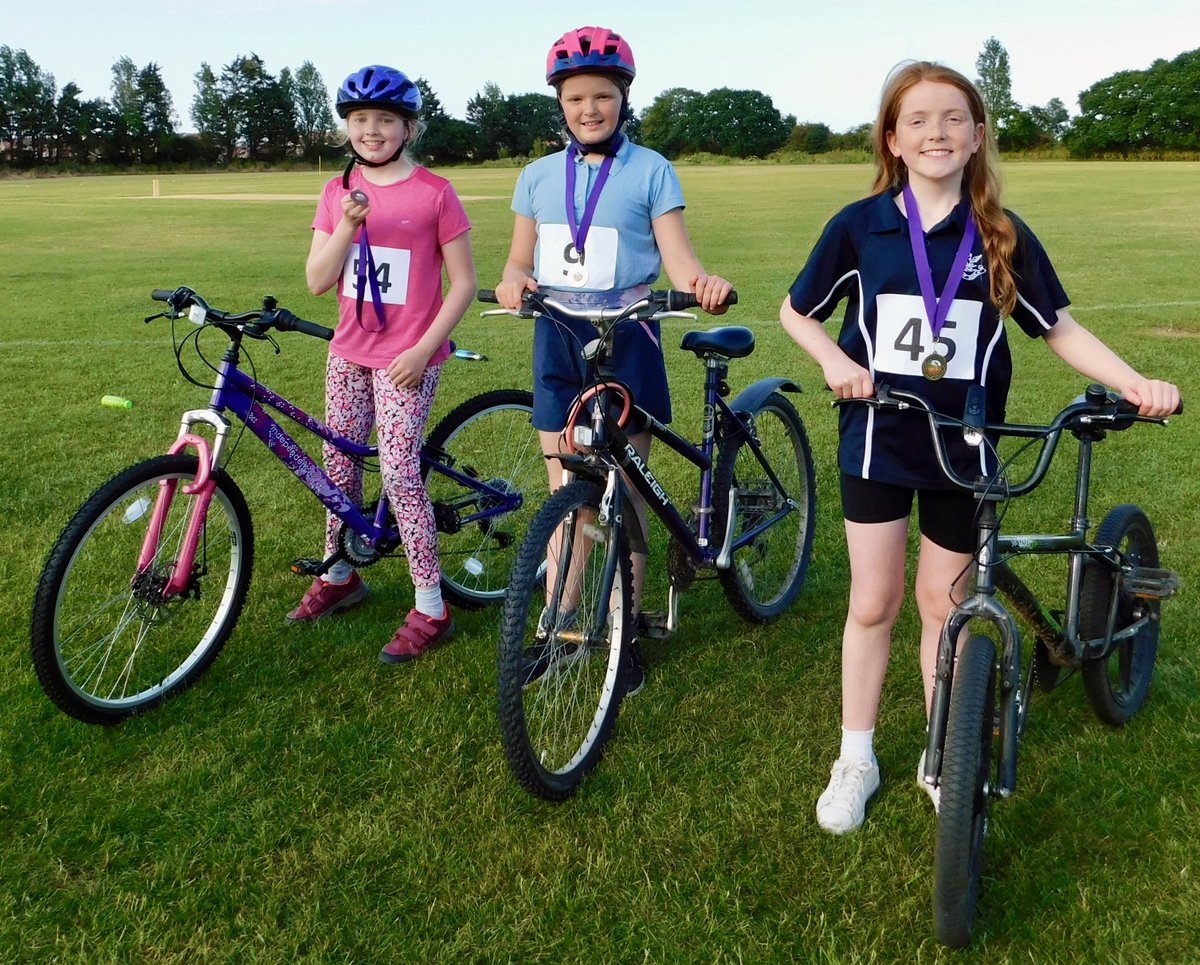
[823,357,876,400]
[495,277,537,311]
[690,273,734,314]
[1122,378,1181,418]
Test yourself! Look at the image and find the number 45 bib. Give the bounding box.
[873,293,982,380]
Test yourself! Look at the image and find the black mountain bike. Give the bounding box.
[482,288,817,800]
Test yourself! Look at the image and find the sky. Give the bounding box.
[9,0,1198,132]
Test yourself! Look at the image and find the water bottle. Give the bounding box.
[102,395,133,409]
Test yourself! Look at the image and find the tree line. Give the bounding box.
[2,41,1196,169]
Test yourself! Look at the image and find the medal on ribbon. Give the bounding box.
[563,146,614,288]
[902,184,976,382]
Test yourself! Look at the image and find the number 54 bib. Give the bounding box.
[873,293,983,380]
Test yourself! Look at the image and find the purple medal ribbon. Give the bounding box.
[902,183,977,342]
[354,222,386,332]
[564,148,615,261]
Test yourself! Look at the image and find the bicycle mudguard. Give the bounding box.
[728,377,802,417]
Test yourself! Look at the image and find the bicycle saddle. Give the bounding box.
[680,326,755,359]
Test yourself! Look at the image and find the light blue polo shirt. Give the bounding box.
[512,138,685,294]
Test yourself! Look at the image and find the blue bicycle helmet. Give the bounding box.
[337,65,422,119]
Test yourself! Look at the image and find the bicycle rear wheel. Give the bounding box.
[1079,504,1160,725]
[423,389,541,609]
[30,454,253,724]
[496,480,632,801]
[713,392,816,621]
[933,633,997,948]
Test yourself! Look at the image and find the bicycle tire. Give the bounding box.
[933,633,997,949]
[496,479,632,801]
[1079,504,1160,725]
[713,391,816,621]
[423,389,541,609]
[30,454,253,724]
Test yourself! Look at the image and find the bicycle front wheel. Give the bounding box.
[424,389,542,609]
[713,392,816,621]
[1079,504,1160,725]
[30,454,253,724]
[933,633,997,948]
[496,480,632,801]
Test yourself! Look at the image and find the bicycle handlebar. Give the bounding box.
[148,286,334,341]
[476,287,737,320]
[837,383,1181,497]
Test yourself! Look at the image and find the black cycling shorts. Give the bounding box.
[840,473,976,554]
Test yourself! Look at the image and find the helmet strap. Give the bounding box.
[341,139,407,188]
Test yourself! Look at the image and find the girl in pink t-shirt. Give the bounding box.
[288,64,476,665]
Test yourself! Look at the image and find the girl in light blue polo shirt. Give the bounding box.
[494,25,733,690]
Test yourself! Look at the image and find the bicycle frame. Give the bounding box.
[152,339,524,596]
[574,368,793,567]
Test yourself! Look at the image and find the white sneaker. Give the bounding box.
[917,750,940,813]
[816,758,881,834]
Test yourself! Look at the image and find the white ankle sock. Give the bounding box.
[839,726,876,764]
[324,562,354,585]
[414,584,444,619]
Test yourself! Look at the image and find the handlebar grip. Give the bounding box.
[662,289,739,311]
[273,309,334,341]
[151,289,174,302]
[476,289,498,304]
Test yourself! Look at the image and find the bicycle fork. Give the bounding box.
[925,513,1024,800]
[135,412,228,598]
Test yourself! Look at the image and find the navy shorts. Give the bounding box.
[531,313,671,432]
[840,473,977,553]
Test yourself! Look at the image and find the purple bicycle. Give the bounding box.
[31,287,541,724]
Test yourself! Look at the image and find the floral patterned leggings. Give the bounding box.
[323,353,442,588]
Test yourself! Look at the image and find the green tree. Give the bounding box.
[686,88,791,158]
[639,87,702,157]
[0,46,57,164]
[786,121,833,154]
[975,37,1015,129]
[1028,98,1070,142]
[136,63,175,161]
[1066,49,1200,156]
[415,78,474,164]
[294,60,335,159]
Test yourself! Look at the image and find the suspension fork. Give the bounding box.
[135,431,219,598]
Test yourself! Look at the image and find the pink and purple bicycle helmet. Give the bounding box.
[545,26,636,86]
[337,65,422,119]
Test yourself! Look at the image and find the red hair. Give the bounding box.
[872,61,1018,316]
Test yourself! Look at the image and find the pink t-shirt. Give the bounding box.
[312,166,471,369]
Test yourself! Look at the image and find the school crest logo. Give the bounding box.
[962,253,987,281]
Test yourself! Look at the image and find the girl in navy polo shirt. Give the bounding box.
[780,60,1179,834]
[495,25,733,692]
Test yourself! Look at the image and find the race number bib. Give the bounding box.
[537,223,619,290]
[341,245,412,305]
[873,293,983,380]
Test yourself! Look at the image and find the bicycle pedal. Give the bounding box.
[636,611,671,639]
[1123,566,1180,600]
[290,557,324,577]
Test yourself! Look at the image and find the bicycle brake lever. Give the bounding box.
[144,311,168,323]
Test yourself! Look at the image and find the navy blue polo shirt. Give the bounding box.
[788,191,1070,489]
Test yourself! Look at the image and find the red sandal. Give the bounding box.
[379,605,455,664]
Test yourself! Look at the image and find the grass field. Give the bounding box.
[2,162,1198,962]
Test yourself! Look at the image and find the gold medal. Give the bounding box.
[922,352,947,381]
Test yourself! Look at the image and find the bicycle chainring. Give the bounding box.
[335,516,387,568]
